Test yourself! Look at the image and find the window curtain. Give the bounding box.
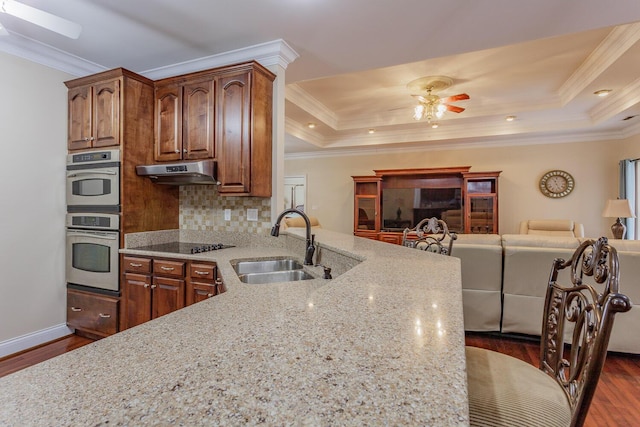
[619,159,636,239]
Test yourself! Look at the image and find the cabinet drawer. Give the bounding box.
[123,256,152,274]
[189,262,216,281]
[153,259,185,277]
[67,290,118,336]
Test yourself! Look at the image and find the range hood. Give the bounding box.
[136,160,218,185]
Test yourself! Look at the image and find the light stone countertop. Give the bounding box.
[0,228,469,426]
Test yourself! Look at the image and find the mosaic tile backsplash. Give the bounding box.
[179,185,272,234]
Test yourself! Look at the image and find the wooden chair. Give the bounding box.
[401,217,457,256]
[466,237,632,427]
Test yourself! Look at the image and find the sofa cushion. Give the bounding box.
[519,219,584,237]
[502,234,580,249]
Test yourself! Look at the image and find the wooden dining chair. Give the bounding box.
[466,237,632,427]
[401,217,457,256]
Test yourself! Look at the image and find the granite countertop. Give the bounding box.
[0,228,468,426]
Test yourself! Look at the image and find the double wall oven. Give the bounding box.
[66,149,121,295]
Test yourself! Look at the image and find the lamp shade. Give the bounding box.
[602,199,636,219]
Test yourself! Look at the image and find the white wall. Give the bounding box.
[0,52,73,354]
[285,136,640,237]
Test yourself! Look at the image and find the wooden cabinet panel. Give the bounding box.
[153,259,185,278]
[67,79,120,150]
[155,83,182,161]
[67,85,93,151]
[123,273,152,328]
[93,79,120,148]
[152,276,185,318]
[123,256,152,274]
[187,281,217,305]
[183,79,215,160]
[216,71,251,194]
[67,289,118,337]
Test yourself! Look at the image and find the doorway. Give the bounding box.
[284,176,306,211]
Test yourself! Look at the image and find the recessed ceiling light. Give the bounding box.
[368,128,376,134]
[594,89,612,97]
[307,123,316,129]
[505,115,516,122]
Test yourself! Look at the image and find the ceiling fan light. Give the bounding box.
[413,104,425,121]
[1,0,82,39]
[431,123,439,129]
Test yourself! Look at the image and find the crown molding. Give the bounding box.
[558,22,640,105]
[0,34,298,79]
[285,84,339,129]
[142,39,299,80]
[0,31,106,76]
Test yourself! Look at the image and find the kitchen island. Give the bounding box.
[0,228,469,425]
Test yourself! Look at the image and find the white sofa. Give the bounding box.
[518,219,584,237]
[451,234,503,332]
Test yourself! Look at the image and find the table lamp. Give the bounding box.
[602,199,635,239]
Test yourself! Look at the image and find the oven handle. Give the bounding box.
[67,170,118,178]
[66,230,118,240]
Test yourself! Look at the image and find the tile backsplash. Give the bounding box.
[179,186,272,234]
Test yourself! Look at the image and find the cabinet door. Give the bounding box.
[186,281,217,306]
[466,195,497,234]
[155,83,182,161]
[183,78,215,160]
[92,79,120,148]
[123,273,152,329]
[68,84,93,150]
[67,289,118,337]
[216,71,251,194]
[152,276,185,319]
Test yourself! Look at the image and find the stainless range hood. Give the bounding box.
[136,160,218,185]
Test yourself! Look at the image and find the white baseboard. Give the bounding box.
[0,324,73,358]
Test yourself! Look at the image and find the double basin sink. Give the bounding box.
[232,258,315,284]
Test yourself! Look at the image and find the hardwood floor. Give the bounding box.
[0,334,94,378]
[1,333,639,426]
[466,332,640,427]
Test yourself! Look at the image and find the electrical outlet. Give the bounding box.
[247,208,258,221]
[224,209,231,221]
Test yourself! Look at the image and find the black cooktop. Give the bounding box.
[132,242,235,254]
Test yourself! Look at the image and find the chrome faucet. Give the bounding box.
[271,208,315,265]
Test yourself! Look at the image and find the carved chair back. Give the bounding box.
[541,237,632,426]
[401,217,457,256]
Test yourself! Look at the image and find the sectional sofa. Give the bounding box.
[453,233,639,354]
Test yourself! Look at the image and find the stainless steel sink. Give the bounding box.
[233,258,303,274]
[237,269,315,284]
[232,258,315,284]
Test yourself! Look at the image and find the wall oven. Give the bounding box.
[66,149,120,212]
[66,213,120,293]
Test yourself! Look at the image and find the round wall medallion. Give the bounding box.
[539,170,575,198]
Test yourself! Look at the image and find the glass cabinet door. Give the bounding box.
[467,195,496,233]
[355,197,377,231]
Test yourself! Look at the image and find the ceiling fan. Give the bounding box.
[0,0,82,39]
[407,76,469,124]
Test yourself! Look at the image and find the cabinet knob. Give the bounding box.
[83,137,90,141]
[174,150,180,153]
[151,284,157,289]
[70,307,82,312]
[183,149,187,154]
[129,263,142,268]
[194,271,209,276]
[207,293,214,298]
[144,283,150,288]
[160,266,175,271]
[98,313,111,318]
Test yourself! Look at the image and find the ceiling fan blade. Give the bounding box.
[0,20,8,35]
[440,93,470,103]
[1,0,82,39]
[445,104,465,113]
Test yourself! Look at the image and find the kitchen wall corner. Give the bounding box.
[180,186,272,233]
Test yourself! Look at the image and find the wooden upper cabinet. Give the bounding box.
[155,83,182,161]
[183,78,215,160]
[216,70,251,194]
[216,63,275,197]
[67,78,120,151]
[154,76,215,162]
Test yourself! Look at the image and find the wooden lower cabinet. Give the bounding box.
[122,255,223,330]
[67,289,119,338]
